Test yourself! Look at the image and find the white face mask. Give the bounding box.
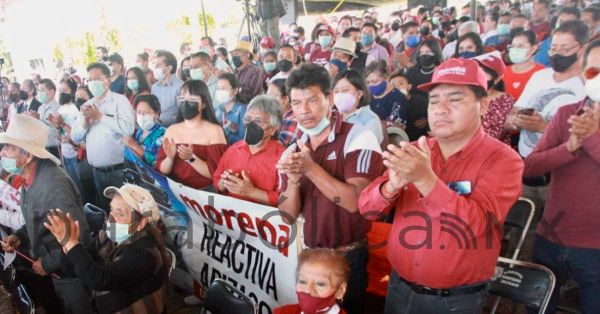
[215,90,233,105]
[585,73,600,102]
[153,67,165,81]
[137,114,156,130]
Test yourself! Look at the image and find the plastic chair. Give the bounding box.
[488,257,556,314]
[201,278,256,314]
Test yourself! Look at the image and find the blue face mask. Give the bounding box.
[88,80,106,97]
[497,24,510,36]
[38,91,49,104]
[458,51,478,59]
[106,221,131,244]
[369,81,388,97]
[1,158,21,175]
[297,116,331,136]
[329,58,348,72]
[361,33,375,47]
[406,35,421,48]
[319,35,332,48]
[263,62,277,73]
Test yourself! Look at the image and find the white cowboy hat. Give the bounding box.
[0,114,61,165]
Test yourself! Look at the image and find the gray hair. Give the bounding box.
[247,95,283,131]
[459,21,481,36]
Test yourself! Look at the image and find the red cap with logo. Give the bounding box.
[418,58,488,92]
[472,50,506,78]
[260,36,275,49]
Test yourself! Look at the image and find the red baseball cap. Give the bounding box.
[260,36,275,49]
[418,58,488,92]
[472,51,506,78]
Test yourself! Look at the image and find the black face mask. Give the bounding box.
[74,98,87,109]
[180,100,200,120]
[19,90,29,101]
[418,54,437,69]
[244,121,264,146]
[232,56,243,68]
[182,68,191,79]
[550,53,578,73]
[277,59,294,72]
[59,92,72,105]
[420,26,431,37]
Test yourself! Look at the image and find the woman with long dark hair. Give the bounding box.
[125,67,150,105]
[156,80,227,190]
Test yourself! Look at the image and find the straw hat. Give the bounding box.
[331,37,357,58]
[104,184,160,223]
[0,114,60,165]
[231,41,255,59]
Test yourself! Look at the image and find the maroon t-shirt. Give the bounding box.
[310,48,332,67]
[279,112,384,248]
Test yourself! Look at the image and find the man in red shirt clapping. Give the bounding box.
[359,58,523,314]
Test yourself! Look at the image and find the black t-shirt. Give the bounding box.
[405,93,429,141]
[405,65,434,99]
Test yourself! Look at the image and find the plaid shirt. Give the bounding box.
[278,110,298,148]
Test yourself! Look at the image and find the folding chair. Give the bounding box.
[501,197,535,259]
[491,198,536,313]
[488,257,556,314]
[166,248,176,278]
[83,203,107,237]
[12,283,35,314]
[201,278,256,314]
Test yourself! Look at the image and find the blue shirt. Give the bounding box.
[369,88,408,126]
[214,101,247,144]
[110,75,126,95]
[133,124,166,167]
[151,76,184,127]
[534,37,551,68]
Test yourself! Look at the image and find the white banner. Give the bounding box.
[0,179,20,212]
[124,148,300,313]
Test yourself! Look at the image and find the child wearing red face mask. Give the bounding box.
[274,249,349,314]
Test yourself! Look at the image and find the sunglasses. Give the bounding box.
[584,67,600,80]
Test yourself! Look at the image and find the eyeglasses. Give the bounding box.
[584,67,600,80]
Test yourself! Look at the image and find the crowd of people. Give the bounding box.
[0,0,600,313]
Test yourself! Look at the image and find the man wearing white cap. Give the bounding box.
[0,114,92,313]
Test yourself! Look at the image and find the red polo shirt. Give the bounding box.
[359,128,523,288]
[279,111,384,248]
[213,140,284,206]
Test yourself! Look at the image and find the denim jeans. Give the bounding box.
[384,271,488,314]
[63,157,83,195]
[530,235,600,314]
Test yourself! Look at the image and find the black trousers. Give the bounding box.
[341,245,368,314]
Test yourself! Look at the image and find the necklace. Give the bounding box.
[420,67,435,75]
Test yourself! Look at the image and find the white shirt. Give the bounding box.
[38,99,61,148]
[481,29,498,44]
[515,68,586,157]
[71,91,135,167]
[344,106,384,145]
[58,103,80,159]
[442,41,457,60]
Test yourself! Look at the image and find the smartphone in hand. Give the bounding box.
[518,108,535,116]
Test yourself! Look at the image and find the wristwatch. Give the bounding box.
[187,155,196,163]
